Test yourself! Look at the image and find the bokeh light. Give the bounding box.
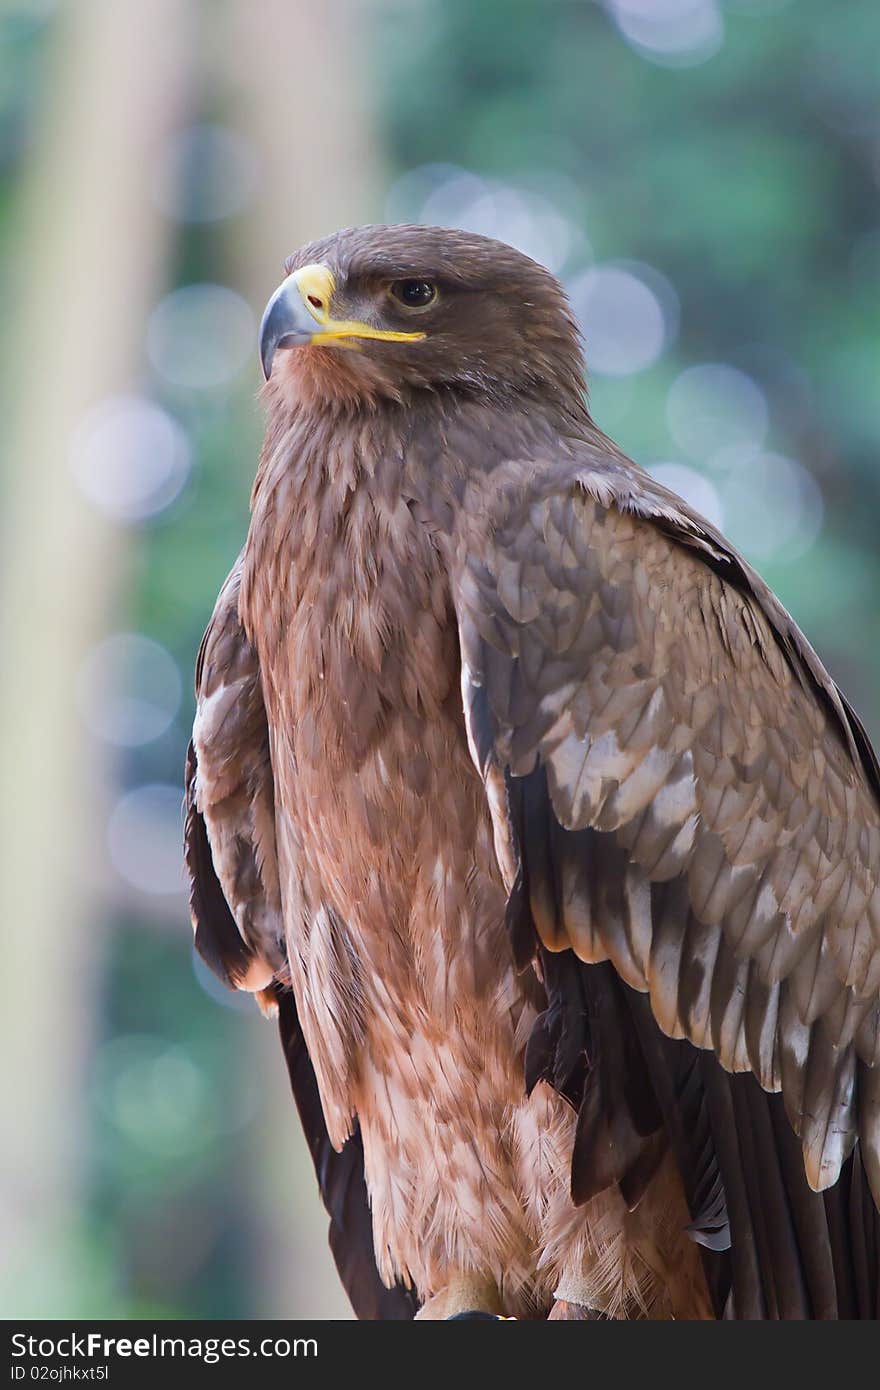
[385,163,587,272]
[666,363,769,462]
[191,951,252,1014]
[718,449,824,563]
[107,784,187,898]
[93,1035,213,1160]
[604,0,725,68]
[570,263,674,377]
[146,284,255,391]
[725,0,793,12]
[75,633,182,748]
[69,396,192,523]
[649,461,725,530]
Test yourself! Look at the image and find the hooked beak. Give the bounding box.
[259,263,426,380]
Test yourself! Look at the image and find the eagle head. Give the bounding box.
[259,223,586,412]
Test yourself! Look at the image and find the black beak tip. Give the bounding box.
[259,290,298,381]
[259,301,282,381]
[261,329,305,381]
[259,338,276,382]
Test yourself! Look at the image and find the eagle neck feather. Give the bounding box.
[239,388,589,655]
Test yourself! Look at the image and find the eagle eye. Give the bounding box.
[391,279,437,309]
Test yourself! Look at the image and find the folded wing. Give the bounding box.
[453,452,880,1214]
[184,557,414,1319]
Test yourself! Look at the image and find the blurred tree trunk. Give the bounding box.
[226,0,388,304]
[0,0,192,1315]
[222,0,387,1319]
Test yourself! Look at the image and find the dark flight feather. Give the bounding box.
[276,989,417,1321]
[185,740,256,988]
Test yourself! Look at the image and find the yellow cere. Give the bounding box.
[292,262,427,347]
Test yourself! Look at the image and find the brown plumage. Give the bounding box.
[185,224,880,1319]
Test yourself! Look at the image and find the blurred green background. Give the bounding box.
[0,0,877,1319]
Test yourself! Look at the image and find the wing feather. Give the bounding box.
[185,557,414,1319]
[453,453,880,1207]
[186,556,283,990]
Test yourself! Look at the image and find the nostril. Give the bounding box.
[307,295,323,310]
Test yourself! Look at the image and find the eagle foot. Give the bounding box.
[415,1274,504,1320]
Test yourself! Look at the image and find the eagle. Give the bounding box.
[184,224,880,1320]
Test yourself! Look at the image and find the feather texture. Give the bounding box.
[454,456,880,1210]
[184,559,410,1318]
